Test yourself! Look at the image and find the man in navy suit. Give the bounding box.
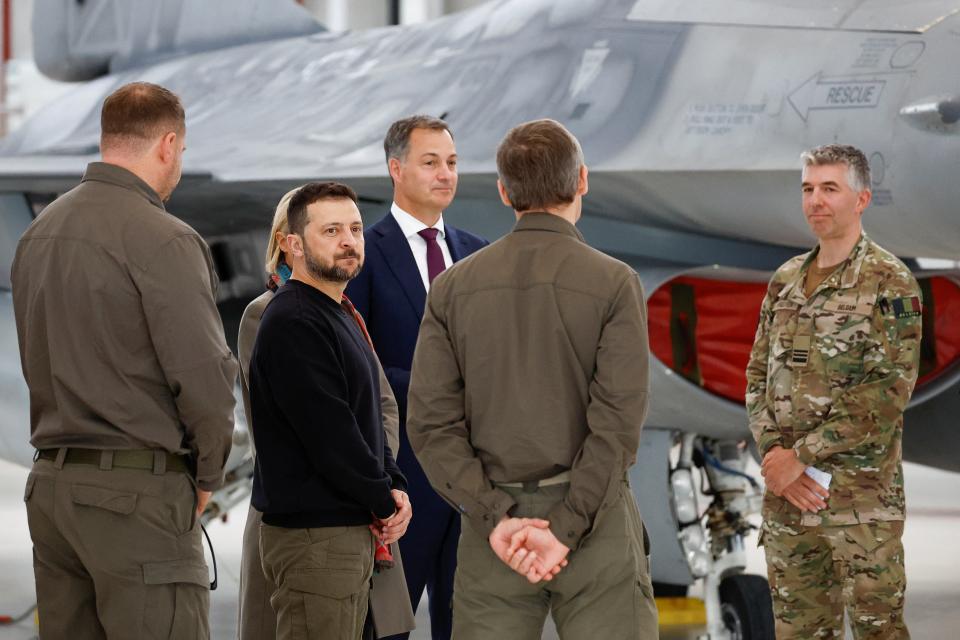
[346,115,488,639]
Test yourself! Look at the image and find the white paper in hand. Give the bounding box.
[804,466,832,489]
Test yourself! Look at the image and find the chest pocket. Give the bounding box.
[814,295,875,368]
[769,301,799,364]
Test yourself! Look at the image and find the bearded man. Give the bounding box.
[248,182,411,640]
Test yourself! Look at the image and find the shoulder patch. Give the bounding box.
[880,296,921,318]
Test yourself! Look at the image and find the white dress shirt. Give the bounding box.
[390,203,453,292]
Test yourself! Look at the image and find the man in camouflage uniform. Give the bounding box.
[746,144,921,639]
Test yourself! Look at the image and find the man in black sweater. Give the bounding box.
[250,181,410,640]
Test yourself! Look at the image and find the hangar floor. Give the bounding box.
[0,459,956,639]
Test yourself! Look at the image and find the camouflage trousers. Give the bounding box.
[761,518,908,639]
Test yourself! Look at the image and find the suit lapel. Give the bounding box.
[444,225,465,263]
[374,214,427,320]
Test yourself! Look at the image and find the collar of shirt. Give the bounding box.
[82,162,165,210]
[512,211,585,242]
[779,232,871,303]
[390,202,447,241]
[390,202,452,292]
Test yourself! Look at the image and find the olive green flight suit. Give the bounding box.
[13,162,238,638]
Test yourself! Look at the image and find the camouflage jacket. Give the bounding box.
[745,233,921,526]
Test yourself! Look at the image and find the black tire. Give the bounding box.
[719,574,775,640]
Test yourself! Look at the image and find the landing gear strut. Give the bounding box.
[669,435,774,639]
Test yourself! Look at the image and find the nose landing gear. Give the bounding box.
[670,436,774,639]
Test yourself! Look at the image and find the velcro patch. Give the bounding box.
[791,335,811,367]
[822,299,873,316]
[882,296,922,318]
[772,301,799,312]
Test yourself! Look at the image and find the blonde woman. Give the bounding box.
[237,189,414,640]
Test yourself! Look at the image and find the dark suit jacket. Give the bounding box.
[346,212,489,415]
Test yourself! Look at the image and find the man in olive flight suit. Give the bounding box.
[13,82,237,639]
[408,119,658,639]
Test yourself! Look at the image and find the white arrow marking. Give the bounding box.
[788,73,886,121]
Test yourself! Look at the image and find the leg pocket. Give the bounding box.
[844,520,903,554]
[142,560,210,640]
[286,569,366,640]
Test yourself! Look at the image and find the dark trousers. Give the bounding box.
[384,427,459,640]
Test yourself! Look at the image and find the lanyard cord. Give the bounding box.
[201,521,218,591]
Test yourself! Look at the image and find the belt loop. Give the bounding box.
[152,451,166,475]
[99,450,114,471]
[54,448,67,469]
[522,480,539,494]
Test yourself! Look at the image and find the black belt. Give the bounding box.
[37,448,190,473]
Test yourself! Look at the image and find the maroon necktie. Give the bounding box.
[417,228,446,284]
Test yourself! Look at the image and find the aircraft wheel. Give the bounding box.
[718,574,774,640]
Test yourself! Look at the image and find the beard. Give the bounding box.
[303,241,362,283]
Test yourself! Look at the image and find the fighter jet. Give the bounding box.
[1,0,959,637]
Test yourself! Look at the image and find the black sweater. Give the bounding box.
[249,280,405,527]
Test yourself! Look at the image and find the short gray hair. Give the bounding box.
[800,144,871,192]
[383,115,453,165]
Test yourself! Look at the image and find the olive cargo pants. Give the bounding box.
[241,506,414,640]
[452,480,659,639]
[260,523,375,640]
[25,454,209,640]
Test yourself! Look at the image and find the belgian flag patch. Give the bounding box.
[881,296,922,318]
